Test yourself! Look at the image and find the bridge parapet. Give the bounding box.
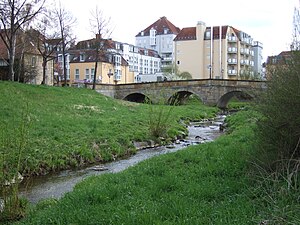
[91,79,267,108]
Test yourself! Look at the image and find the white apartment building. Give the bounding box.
[252,41,264,78]
[114,42,161,82]
[135,16,180,67]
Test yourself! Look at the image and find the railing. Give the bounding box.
[228,69,237,75]
[228,47,237,53]
[228,36,237,42]
[228,58,237,64]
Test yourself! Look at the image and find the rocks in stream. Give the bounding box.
[91,165,108,171]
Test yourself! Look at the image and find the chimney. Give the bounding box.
[96,34,102,40]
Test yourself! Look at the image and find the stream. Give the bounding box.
[19,115,226,204]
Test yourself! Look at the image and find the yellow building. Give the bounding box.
[69,38,134,85]
[174,21,256,80]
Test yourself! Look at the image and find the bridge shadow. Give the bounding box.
[168,91,202,105]
[217,91,253,109]
[123,93,152,103]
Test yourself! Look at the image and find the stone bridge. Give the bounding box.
[91,79,267,108]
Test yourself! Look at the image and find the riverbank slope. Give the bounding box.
[0,81,218,177]
[15,109,300,224]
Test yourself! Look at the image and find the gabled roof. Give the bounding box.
[173,27,196,41]
[136,16,181,37]
[69,49,128,66]
[266,51,294,65]
[0,29,43,60]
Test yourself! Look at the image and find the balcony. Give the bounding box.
[228,69,237,75]
[228,47,237,53]
[240,48,250,55]
[240,59,249,65]
[162,57,173,62]
[228,36,237,42]
[241,38,253,46]
[228,58,237,64]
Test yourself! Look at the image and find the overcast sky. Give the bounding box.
[57,0,298,61]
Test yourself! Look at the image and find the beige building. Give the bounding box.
[174,21,258,80]
[0,29,54,85]
[69,49,134,85]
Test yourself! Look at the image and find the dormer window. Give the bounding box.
[141,31,144,36]
[205,31,211,39]
[150,28,156,37]
[164,28,168,34]
[80,53,85,62]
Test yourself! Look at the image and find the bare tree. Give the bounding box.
[89,6,112,90]
[53,1,76,86]
[31,10,62,84]
[0,0,46,81]
[292,2,300,50]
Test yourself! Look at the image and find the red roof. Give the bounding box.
[136,16,180,37]
[173,27,196,41]
[174,25,242,41]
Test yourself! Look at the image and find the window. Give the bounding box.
[75,69,80,79]
[205,31,211,39]
[80,54,85,62]
[85,69,90,79]
[91,68,95,80]
[114,69,121,80]
[31,56,36,67]
[114,55,121,66]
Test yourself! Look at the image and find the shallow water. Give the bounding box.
[19,115,225,204]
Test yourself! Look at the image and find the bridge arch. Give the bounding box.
[217,90,253,109]
[123,93,151,103]
[167,91,203,105]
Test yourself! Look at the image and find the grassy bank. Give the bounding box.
[0,81,218,177]
[14,109,300,225]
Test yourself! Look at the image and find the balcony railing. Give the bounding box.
[240,48,250,55]
[228,36,237,42]
[228,58,237,64]
[228,69,237,75]
[241,59,250,65]
[228,47,237,53]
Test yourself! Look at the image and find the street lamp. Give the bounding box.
[207,65,212,79]
[107,70,113,84]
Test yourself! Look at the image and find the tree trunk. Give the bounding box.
[8,35,16,81]
[42,58,47,84]
[92,47,99,90]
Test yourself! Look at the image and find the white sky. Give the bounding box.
[58,0,299,61]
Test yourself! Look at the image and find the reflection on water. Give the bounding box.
[19,115,226,204]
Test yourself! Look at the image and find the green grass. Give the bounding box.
[0,81,218,177]
[14,109,300,225]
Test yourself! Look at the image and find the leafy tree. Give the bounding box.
[162,63,192,80]
[178,71,192,80]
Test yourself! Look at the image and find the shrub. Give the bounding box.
[255,50,300,186]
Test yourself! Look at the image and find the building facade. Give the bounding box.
[117,43,161,82]
[68,37,134,85]
[174,21,262,80]
[135,16,180,67]
[0,29,54,85]
[252,41,264,78]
